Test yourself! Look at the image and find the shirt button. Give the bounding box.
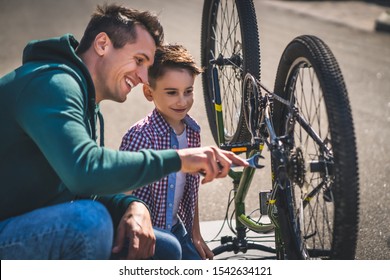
[172,145,177,149]
[168,203,173,207]
[167,225,171,229]
[170,184,174,189]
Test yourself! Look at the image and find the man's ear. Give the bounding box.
[143,84,154,102]
[94,32,110,56]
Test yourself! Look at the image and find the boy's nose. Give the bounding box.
[177,95,187,105]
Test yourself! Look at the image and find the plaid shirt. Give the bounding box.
[120,108,200,233]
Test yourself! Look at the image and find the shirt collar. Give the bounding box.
[150,108,200,137]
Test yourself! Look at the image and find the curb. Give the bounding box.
[375,11,390,33]
[263,0,389,34]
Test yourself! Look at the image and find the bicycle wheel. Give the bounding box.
[272,35,359,259]
[201,0,260,145]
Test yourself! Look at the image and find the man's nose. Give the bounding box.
[137,67,148,85]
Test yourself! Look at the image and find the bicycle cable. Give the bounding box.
[205,188,236,244]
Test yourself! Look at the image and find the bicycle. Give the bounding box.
[200,0,359,259]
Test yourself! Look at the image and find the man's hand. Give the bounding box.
[112,201,155,259]
[177,146,249,184]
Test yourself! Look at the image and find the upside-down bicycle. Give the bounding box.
[200,0,359,259]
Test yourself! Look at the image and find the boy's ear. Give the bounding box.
[143,84,154,102]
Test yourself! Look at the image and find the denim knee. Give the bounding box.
[0,200,114,260]
[65,200,114,259]
[153,227,182,260]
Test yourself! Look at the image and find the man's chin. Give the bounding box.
[117,92,129,103]
[118,96,127,103]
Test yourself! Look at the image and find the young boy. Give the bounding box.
[120,44,213,260]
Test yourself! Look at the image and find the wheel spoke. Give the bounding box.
[291,63,335,258]
[212,1,243,141]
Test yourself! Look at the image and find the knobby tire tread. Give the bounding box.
[272,35,359,259]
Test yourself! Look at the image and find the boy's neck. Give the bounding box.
[171,120,185,135]
[155,109,186,135]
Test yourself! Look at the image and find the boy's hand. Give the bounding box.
[177,146,249,184]
[192,231,214,260]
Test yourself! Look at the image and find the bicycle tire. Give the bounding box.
[272,35,359,259]
[201,0,260,145]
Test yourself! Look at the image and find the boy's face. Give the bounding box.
[145,69,195,129]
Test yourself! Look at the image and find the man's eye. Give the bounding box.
[135,57,143,65]
[167,91,176,95]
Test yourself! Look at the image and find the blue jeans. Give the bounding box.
[152,228,182,260]
[151,221,201,260]
[171,220,201,260]
[0,200,182,260]
[0,200,113,259]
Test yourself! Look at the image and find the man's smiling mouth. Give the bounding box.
[125,77,134,89]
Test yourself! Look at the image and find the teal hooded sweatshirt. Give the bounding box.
[0,34,181,224]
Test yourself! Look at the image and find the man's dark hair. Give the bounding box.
[148,44,202,89]
[76,3,164,54]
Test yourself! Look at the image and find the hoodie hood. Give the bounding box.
[23,33,81,68]
[22,34,94,96]
[21,34,99,143]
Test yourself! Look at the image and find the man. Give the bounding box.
[0,4,247,259]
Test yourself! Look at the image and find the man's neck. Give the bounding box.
[78,51,101,104]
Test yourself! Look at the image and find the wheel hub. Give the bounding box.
[288,147,306,188]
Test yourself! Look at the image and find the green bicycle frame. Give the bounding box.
[212,67,274,234]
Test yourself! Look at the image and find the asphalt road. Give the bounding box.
[1,0,389,260]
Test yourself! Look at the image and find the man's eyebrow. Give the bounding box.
[137,52,151,61]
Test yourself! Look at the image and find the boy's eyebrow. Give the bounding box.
[163,86,194,91]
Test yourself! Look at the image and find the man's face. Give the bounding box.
[94,25,156,103]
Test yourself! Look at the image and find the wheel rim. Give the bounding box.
[209,0,244,142]
[287,61,335,259]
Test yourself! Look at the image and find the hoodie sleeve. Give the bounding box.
[15,70,181,196]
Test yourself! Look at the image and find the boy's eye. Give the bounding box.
[166,91,176,95]
[185,89,194,95]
